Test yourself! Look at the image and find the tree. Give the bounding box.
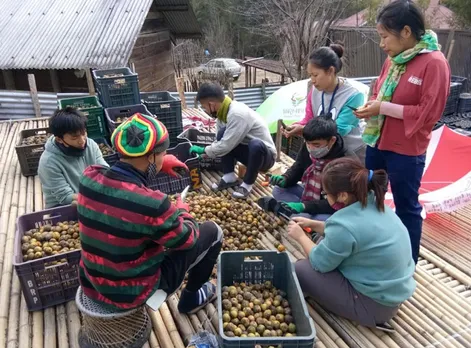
[229,0,351,81]
[445,0,471,28]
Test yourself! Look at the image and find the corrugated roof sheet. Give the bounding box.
[0,0,154,70]
[155,0,202,38]
[237,57,287,76]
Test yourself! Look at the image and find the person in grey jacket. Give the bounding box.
[38,107,108,208]
[190,83,276,199]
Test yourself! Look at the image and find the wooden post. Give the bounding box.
[275,120,283,162]
[281,74,285,85]
[446,39,455,61]
[176,77,187,109]
[228,78,234,100]
[49,70,61,93]
[245,65,249,88]
[261,80,267,100]
[27,74,41,118]
[2,70,15,90]
[253,68,257,85]
[85,68,95,95]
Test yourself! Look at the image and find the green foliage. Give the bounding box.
[444,0,471,28]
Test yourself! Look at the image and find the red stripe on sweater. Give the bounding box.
[81,246,164,272]
[80,223,151,247]
[83,165,166,200]
[82,264,161,288]
[77,194,177,229]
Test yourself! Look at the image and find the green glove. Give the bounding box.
[189,145,205,155]
[269,175,286,187]
[286,202,305,213]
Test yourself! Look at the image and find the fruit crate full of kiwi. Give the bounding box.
[16,127,52,177]
[217,250,316,348]
[13,205,81,311]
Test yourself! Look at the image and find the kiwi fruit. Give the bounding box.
[222,281,298,338]
[20,220,79,263]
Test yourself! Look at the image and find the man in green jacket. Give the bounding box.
[38,107,108,208]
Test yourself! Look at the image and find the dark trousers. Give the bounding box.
[365,146,425,264]
[217,128,275,185]
[295,260,399,327]
[159,221,222,294]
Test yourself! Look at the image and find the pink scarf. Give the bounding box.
[301,156,331,202]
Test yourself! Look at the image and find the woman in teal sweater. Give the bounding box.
[288,157,416,330]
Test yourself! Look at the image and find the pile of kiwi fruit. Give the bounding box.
[186,191,285,251]
[21,133,52,145]
[115,116,130,124]
[98,142,115,156]
[20,221,80,262]
[222,281,297,338]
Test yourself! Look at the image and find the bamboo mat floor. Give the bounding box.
[1,119,471,348]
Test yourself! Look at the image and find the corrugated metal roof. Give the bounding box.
[155,0,202,38]
[0,0,154,70]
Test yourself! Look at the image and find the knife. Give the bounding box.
[180,185,190,202]
[278,211,312,233]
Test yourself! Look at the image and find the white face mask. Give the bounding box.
[308,145,330,159]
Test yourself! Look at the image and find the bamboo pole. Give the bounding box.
[420,247,471,287]
[6,171,26,348]
[158,302,185,348]
[306,304,349,348]
[166,294,194,344]
[66,300,81,348]
[147,308,174,348]
[148,330,160,348]
[44,307,57,348]
[56,305,69,348]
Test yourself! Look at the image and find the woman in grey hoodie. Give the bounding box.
[38,108,108,208]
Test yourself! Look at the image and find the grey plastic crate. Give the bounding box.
[217,251,316,348]
[177,128,222,171]
[13,205,80,311]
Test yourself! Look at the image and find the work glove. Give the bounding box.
[189,145,206,156]
[175,196,190,212]
[160,155,188,177]
[269,175,287,188]
[285,202,305,213]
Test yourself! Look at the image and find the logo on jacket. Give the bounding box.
[408,76,423,86]
[291,92,306,107]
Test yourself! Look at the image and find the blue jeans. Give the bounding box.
[365,146,426,264]
[217,128,275,185]
[272,184,330,221]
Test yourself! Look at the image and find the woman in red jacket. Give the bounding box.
[355,0,450,264]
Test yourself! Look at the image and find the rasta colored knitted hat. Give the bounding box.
[111,113,170,157]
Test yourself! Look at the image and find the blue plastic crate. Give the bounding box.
[93,68,140,108]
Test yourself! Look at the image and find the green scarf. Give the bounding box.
[217,96,232,123]
[362,30,440,146]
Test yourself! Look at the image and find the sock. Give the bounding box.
[222,172,238,183]
[241,182,253,192]
[178,283,214,313]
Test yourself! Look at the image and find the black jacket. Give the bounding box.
[282,134,356,215]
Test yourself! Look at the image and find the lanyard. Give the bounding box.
[321,78,340,116]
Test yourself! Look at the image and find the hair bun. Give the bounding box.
[329,44,344,59]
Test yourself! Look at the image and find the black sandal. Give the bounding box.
[211,179,240,192]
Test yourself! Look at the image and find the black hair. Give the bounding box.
[322,158,389,212]
[308,44,344,73]
[196,82,225,102]
[303,116,337,141]
[49,107,87,138]
[377,0,425,40]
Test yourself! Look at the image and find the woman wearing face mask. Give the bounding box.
[283,44,366,160]
[288,157,416,331]
[354,0,450,264]
[261,117,355,221]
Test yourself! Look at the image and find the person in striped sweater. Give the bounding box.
[77,113,223,313]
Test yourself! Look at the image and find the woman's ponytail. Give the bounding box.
[322,158,389,211]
